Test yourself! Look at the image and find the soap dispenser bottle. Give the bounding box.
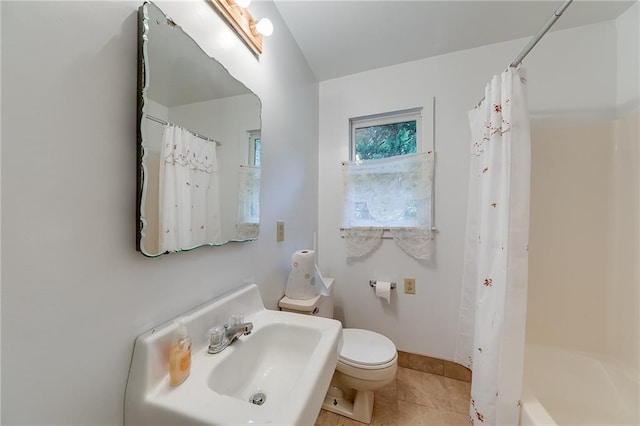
[169,319,191,386]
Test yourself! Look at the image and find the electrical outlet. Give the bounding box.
[276,221,285,242]
[404,278,416,294]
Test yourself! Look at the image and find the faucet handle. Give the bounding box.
[208,326,226,346]
[228,314,245,327]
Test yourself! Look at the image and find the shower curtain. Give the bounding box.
[159,124,221,252]
[455,68,531,425]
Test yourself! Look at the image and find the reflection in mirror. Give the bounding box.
[137,2,262,257]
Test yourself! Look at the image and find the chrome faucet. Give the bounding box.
[226,322,253,342]
[208,316,253,354]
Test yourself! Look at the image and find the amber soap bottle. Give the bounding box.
[169,319,191,386]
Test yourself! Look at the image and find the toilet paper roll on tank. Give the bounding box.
[285,249,330,300]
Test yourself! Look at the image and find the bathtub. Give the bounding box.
[519,344,639,425]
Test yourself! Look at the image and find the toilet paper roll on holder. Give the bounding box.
[369,280,396,290]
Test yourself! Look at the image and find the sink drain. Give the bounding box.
[250,392,266,406]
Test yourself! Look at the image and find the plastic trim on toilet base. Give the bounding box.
[321,360,397,424]
[322,388,375,424]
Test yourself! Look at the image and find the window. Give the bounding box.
[343,108,435,259]
[350,109,422,161]
[346,108,430,229]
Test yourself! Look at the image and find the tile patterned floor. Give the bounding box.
[315,366,472,426]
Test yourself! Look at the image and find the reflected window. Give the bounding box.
[249,130,261,166]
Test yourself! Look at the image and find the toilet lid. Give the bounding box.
[340,328,397,367]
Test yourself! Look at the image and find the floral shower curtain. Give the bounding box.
[455,68,531,425]
[158,124,221,252]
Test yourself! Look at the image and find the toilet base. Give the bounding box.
[321,385,375,424]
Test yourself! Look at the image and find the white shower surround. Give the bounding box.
[520,344,639,426]
[522,5,639,424]
[523,111,639,426]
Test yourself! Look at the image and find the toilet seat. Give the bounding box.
[339,328,397,370]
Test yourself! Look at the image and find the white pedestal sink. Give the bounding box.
[125,284,342,425]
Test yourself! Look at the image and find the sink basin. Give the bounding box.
[125,284,342,425]
[208,322,322,403]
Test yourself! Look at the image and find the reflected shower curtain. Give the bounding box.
[159,125,221,252]
[455,68,531,425]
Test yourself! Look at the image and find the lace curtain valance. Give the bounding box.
[342,152,434,259]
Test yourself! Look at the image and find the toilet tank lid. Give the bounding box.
[340,328,397,366]
[278,294,322,312]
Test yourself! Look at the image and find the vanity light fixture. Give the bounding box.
[253,18,273,37]
[209,0,273,55]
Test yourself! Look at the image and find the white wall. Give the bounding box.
[1,1,318,424]
[318,20,619,360]
[140,100,168,253]
[145,99,170,153]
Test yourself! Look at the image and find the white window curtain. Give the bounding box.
[454,68,531,425]
[158,124,221,252]
[342,152,434,259]
[236,165,260,239]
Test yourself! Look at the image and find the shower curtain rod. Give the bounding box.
[145,114,222,146]
[474,0,573,108]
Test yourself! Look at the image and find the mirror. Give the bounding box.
[137,2,262,257]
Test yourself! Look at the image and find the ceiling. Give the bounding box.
[273,0,636,81]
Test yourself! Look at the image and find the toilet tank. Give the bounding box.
[279,278,334,318]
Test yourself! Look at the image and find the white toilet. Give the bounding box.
[279,279,397,424]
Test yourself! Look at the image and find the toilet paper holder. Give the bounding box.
[369,280,396,290]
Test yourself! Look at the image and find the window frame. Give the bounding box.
[349,108,423,161]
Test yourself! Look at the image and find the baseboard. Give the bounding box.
[397,351,471,382]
